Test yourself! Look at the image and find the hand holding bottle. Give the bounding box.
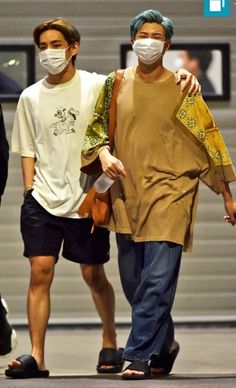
[95,148,126,193]
[99,148,126,179]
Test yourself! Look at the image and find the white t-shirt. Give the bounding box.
[12,69,106,218]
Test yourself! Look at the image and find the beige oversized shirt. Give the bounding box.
[82,67,236,251]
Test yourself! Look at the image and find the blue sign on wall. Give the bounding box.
[204,0,230,16]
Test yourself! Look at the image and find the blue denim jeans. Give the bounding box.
[116,234,182,362]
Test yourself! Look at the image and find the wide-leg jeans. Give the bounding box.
[116,234,182,362]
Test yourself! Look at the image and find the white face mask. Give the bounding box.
[133,38,165,65]
[39,47,72,75]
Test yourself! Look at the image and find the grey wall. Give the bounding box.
[0,0,236,324]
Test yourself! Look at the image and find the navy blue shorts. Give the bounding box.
[20,191,110,264]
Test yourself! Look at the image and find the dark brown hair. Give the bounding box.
[33,18,81,64]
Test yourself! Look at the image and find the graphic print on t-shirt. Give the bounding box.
[50,107,80,136]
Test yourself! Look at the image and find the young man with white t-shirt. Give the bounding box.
[6,18,200,379]
[6,18,124,379]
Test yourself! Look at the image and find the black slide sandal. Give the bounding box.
[5,354,49,379]
[97,347,124,373]
[122,359,150,380]
[150,341,180,375]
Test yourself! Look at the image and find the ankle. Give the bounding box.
[102,331,117,349]
[31,352,45,370]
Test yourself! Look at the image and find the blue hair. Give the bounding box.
[129,9,174,41]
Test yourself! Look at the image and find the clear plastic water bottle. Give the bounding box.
[93,173,115,193]
[94,161,124,193]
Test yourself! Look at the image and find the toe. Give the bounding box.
[8,359,21,369]
[122,369,144,377]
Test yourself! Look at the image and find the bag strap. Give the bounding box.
[108,69,124,150]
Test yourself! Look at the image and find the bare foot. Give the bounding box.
[7,359,21,369]
[151,366,166,375]
[8,356,46,371]
[122,368,145,378]
[122,360,150,379]
[99,365,114,370]
[150,340,180,375]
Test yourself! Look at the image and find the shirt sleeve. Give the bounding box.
[11,94,36,158]
[81,72,116,175]
[176,94,236,190]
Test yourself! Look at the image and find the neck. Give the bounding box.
[136,61,170,82]
[46,64,76,85]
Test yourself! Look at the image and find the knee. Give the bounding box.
[30,257,55,288]
[81,265,107,292]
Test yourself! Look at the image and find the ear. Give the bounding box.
[71,42,80,56]
[163,40,171,54]
[130,39,134,46]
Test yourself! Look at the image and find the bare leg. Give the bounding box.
[80,264,117,350]
[8,256,55,370]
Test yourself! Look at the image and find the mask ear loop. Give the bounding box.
[64,44,73,64]
[66,44,77,65]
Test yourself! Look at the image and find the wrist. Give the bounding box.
[98,147,111,161]
[23,185,33,197]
